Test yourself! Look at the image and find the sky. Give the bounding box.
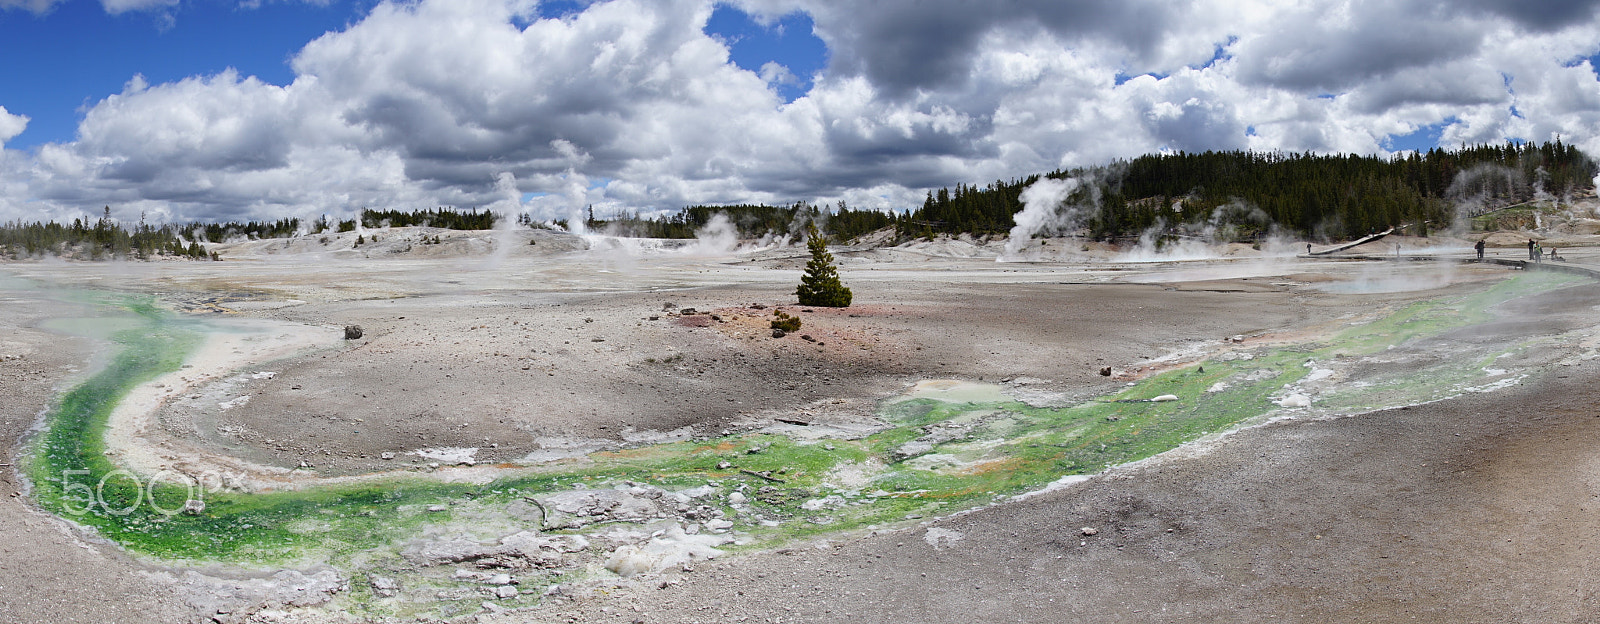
[1,0,1600,226]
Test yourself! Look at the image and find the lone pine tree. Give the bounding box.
[796,221,852,307]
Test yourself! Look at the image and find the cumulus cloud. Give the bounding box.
[0,107,26,147]
[3,0,1600,225]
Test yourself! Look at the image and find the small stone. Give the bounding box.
[728,492,748,504]
[182,499,205,515]
[493,585,518,599]
[344,325,363,340]
[427,505,448,512]
[380,452,396,460]
[716,461,732,470]
[771,328,786,338]
[1099,366,1112,376]
[485,573,513,586]
[369,575,399,597]
[1081,527,1099,536]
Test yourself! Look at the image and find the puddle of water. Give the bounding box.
[894,379,1008,404]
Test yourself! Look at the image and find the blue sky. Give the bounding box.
[0,1,373,149]
[0,0,827,150]
[0,0,1596,223]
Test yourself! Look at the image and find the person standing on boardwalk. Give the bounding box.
[1529,239,1536,260]
[1475,239,1485,260]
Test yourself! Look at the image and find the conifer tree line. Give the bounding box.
[581,141,1595,244]
[906,140,1595,241]
[584,202,898,242]
[2,142,1591,260]
[0,207,501,260]
[1,208,213,260]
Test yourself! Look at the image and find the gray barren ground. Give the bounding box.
[0,242,1590,624]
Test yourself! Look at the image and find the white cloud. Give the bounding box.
[99,0,179,14]
[0,0,64,13]
[4,0,1600,225]
[0,107,27,147]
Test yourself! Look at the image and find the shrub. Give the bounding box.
[771,311,802,332]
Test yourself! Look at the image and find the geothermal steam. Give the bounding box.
[1001,177,1085,260]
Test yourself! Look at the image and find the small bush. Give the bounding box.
[770,311,802,332]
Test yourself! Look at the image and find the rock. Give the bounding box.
[380,452,396,460]
[771,329,786,338]
[1149,394,1179,402]
[801,334,815,342]
[1275,394,1312,408]
[1099,366,1112,376]
[484,574,513,586]
[727,492,747,504]
[923,528,965,549]
[402,536,511,566]
[533,486,676,530]
[427,505,449,512]
[716,461,732,470]
[1081,527,1099,536]
[369,575,399,598]
[493,585,519,599]
[680,308,697,315]
[603,525,731,578]
[182,499,206,515]
[162,569,347,618]
[343,325,363,340]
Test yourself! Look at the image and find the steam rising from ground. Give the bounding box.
[680,214,740,256]
[1001,177,1088,260]
[1118,201,1299,262]
[576,212,792,269]
[482,172,523,270]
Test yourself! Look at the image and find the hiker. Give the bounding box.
[1306,242,1312,254]
[1551,248,1564,262]
[1529,239,1536,260]
[1474,239,1485,260]
[1535,243,1543,263]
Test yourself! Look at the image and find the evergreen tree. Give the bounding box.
[795,221,852,307]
